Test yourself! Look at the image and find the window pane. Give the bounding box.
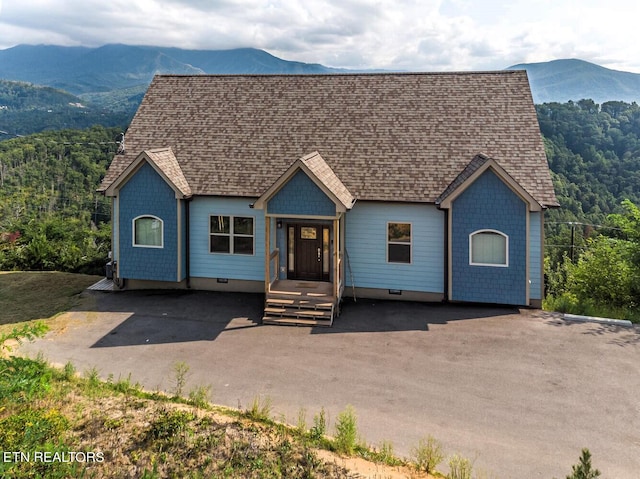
[211,216,230,234]
[388,223,411,243]
[234,217,253,235]
[234,236,254,255]
[472,232,506,265]
[211,235,230,253]
[323,228,330,274]
[288,226,295,272]
[300,227,317,239]
[388,244,411,263]
[135,217,162,247]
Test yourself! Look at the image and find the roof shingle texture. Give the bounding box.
[144,148,192,198]
[300,151,355,209]
[100,72,558,207]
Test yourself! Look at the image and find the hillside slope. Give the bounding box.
[508,59,640,103]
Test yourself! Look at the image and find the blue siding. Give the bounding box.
[179,200,187,281]
[345,202,444,293]
[112,197,119,263]
[529,211,542,300]
[119,162,179,282]
[268,170,336,217]
[189,197,265,281]
[451,169,527,305]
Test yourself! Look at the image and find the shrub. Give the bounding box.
[448,453,473,479]
[245,395,273,422]
[566,448,601,479]
[147,409,195,441]
[309,407,327,440]
[333,405,359,455]
[411,435,444,474]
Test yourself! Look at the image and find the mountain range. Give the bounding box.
[0,44,639,121]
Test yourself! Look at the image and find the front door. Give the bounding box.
[288,224,329,281]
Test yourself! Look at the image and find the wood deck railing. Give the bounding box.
[269,248,279,290]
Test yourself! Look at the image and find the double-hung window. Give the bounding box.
[133,215,163,248]
[210,215,254,255]
[387,222,411,263]
[469,230,508,266]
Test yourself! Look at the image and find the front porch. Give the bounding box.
[253,151,356,327]
[263,279,336,326]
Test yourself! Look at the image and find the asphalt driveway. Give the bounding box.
[19,289,640,478]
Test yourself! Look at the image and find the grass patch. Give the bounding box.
[0,271,101,325]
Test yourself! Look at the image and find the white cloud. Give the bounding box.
[0,0,638,72]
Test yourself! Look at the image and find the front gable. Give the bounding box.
[254,151,355,218]
[449,168,529,305]
[267,170,337,217]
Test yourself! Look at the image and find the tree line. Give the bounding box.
[0,101,639,319]
[0,126,119,274]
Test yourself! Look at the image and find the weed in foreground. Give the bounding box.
[565,448,601,479]
[188,384,212,408]
[448,453,473,479]
[411,434,445,474]
[245,395,273,422]
[309,407,327,441]
[171,361,190,398]
[333,405,359,455]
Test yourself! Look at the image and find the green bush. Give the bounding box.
[147,409,195,441]
[411,435,444,474]
[566,448,601,479]
[448,453,473,479]
[333,405,359,455]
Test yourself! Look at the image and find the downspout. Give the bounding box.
[185,197,192,289]
[443,208,449,303]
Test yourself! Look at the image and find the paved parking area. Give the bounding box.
[20,289,640,478]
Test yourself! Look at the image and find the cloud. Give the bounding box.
[0,0,638,72]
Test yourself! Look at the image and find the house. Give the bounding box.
[99,72,558,325]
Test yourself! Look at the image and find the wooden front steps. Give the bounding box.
[263,281,336,326]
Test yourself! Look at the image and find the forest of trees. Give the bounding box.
[0,126,120,273]
[0,100,638,319]
[0,80,131,137]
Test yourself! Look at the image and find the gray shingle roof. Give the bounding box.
[100,72,558,207]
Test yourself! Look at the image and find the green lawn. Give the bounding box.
[0,271,101,325]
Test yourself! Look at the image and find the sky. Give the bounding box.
[0,0,638,73]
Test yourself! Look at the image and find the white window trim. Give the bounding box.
[209,215,255,256]
[386,221,412,264]
[132,215,164,249]
[469,229,509,267]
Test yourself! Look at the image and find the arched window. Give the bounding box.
[469,230,508,266]
[133,215,163,248]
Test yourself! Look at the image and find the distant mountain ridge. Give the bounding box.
[0,44,345,96]
[1,44,639,113]
[507,59,640,104]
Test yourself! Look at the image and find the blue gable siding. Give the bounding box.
[451,169,527,305]
[345,202,444,293]
[268,170,336,217]
[189,197,265,281]
[529,211,542,300]
[119,162,179,282]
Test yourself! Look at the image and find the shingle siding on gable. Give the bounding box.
[268,171,336,217]
[119,162,179,282]
[345,202,444,293]
[451,169,527,305]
